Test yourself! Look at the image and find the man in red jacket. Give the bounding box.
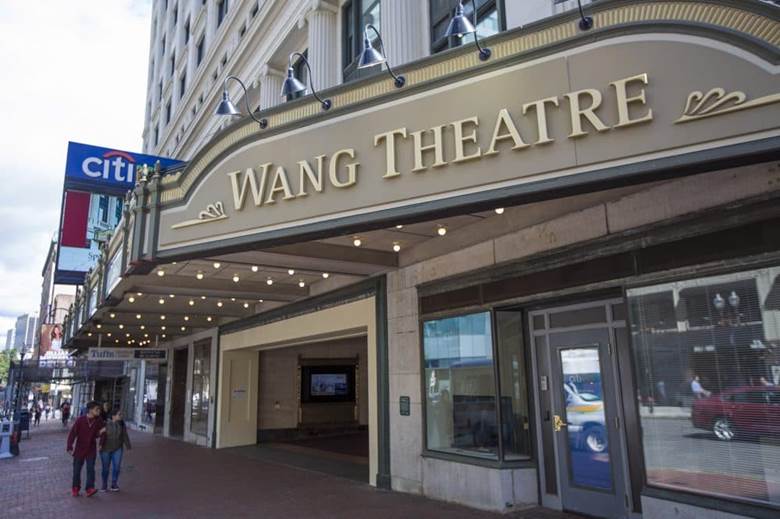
[66,401,105,497]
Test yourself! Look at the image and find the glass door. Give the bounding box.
[531,301,629,519]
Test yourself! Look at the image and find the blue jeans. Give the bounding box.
[100,448,123,488]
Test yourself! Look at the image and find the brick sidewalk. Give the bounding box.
[0,420,581,519]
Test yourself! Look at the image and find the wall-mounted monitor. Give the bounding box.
[301,365,355,403]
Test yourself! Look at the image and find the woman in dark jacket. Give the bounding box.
[99,408,131,492]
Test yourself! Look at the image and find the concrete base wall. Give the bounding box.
[641,496,753,519]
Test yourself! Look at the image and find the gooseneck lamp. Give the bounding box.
[215,75,268,129]
[445,0,491,61]
[357,24,406,88]
[577,0,594,31]
[280,52,332,111]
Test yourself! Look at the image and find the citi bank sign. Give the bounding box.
[64,141,182,193]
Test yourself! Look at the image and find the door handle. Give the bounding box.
[553,414,568,432]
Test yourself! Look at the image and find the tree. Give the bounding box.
[0,349,19,386]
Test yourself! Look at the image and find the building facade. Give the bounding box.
[65,1,780,518]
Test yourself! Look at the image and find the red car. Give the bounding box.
[691,386,780,441]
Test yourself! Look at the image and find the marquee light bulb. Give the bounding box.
[322,272,330,279]
[107,333,112,337]
[109,313,116,319]
[207,316,213,322]
[140,325,145,330]
[161,326,166,330]
[128,296,135,303]
[353,237,362,247]
[288,269,295,276]
[159,298,165,305]
[217,301,223,307]
[393,242,401,252]
[266,278,273,286]
[160,315,166,320]
[243,302,250,309]
[96,324,102,329]
[298,280,305,288]
[437,225,447,236]
[189,299,195,306]
[181,326,186,331]
[232,274,240,283]
[184,316,190,321]
[251,265,259,272]
[196,271,204,280]
[230,297,236,302]
[495,207,505,215]
[115,339,119,343]
[213,262,221,269]
[157,270,165,277]
[118,324,124,330]
[135,314,141,319]
[162,334,166,339]
[88,332,93,337]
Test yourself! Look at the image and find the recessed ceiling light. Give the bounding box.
[230,297,236,302]
[217,301,223,307]
[353,237,362,247]
[88,332,93,337]
[161,326,166,330]
[96,324,102,329]
[144,333,149,338]
[159,298,165,305]
[206,316,212,322]
[136,292,143,296]
[128,296,135,303]
[181,326,186,331]
[188,299,195,306]
[196,271,204,280]
[162,334,166,338]
[232,274,240,283]
[396,224,403,229]
[213,262,221,269]
[169,294,175,298]
[266,278,273,286]
[258,299,264,303]
[118,324,124,329]
[298,280,305,288]
[160,315,166,320]
[126,333,130,337]
[109,313,116,319]
[393,242,401,252]
[137,314,142,319]
[322,272,329,279]
[437,225,447,236]
[200,296,206,300]
[115,339,119,343]
[184,316,190,321]
[288,269,295,276]
[494,207,505,215]
[107,333,112,337]
[157,270,165,277]
[251,265,258,272]
[140,325,146,330]
[172,261,177,265]
[243,302,249,309]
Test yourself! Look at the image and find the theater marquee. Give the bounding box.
[156,33,780,253]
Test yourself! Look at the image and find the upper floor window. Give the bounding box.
[184,18,190,45]
[196,36,205,66]
[342,0,380,83]
[217,0,229,28]
[158,80,163,103]
[250,2,259,18]
[161,35,166,57]
[165,100,171,125]
[172,3,178,26]
[154,125,159,146]
[170,54,176,77]
[430,0,504,54]
[179,71,187,100]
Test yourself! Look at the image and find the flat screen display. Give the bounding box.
[310,373,348,396]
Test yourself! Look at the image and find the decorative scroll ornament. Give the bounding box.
[171,201,228,229]
[676,87,780,123]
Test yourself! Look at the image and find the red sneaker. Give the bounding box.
[71,487,80,497]
[85,488,98,498]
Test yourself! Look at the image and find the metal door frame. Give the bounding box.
[529,298,634,518]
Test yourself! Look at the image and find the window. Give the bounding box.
[179,71,186,99]
[190,340,211,436]
[217,0,228,28]
[286,50,308,101]
[238,23,246,39]
[342,0,380,83]
[184,18,190,45]
[628,265,780,509]
[423,311,531,461]
[170,54,175,77]
[158,80,163,103]
[114,197,122,221]
[172,3,177,26]
[165,100,171,125]
[196,35,205,66]
[430,0,503,54]
[250,1,259,18]
[97,195,109,223]
[161,34,166,57]
[154,125,159,146]
[125,366,138,421]
[142,363,159,426]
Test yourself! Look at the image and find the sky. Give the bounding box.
[0,1,152,347]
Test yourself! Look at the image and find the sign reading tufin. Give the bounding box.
[88,348,168,362]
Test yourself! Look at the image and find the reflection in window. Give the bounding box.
[424,312,497,459]
[342,0,380,83]
[125,366,138,422]
[190,340,211,436]
[430,0,502,55]
[142,363,158,426]
[628,266,780,508]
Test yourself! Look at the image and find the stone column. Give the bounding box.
[380,0,428,66]
[257,65,285,109]
[305,0,339,91]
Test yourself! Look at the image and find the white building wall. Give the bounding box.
[142,0,584,159]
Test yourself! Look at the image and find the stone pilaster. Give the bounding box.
[258,64,286,109]
[305,0,339,90]
[379,0,428,66]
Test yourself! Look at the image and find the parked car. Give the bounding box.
[691,386,780,441]
[564,383,608,453]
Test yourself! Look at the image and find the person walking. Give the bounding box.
[99,409,131,492]
[60,401,71,428]
[33,405,42,427]
[66,401,105,497]
[44,404,51,421]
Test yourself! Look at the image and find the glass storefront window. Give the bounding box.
[496,311,531,460]
[628,266,780,508]
[190,340,211,436]
[125,366,138,422]
[424,312,498,459]
[142,363,158,426]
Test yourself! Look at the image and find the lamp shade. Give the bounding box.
[445,3,476,38]
[215,91,240,116]
[358,35,385,69]
[280,67,307,97]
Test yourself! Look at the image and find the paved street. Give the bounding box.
[0,420,580,519]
